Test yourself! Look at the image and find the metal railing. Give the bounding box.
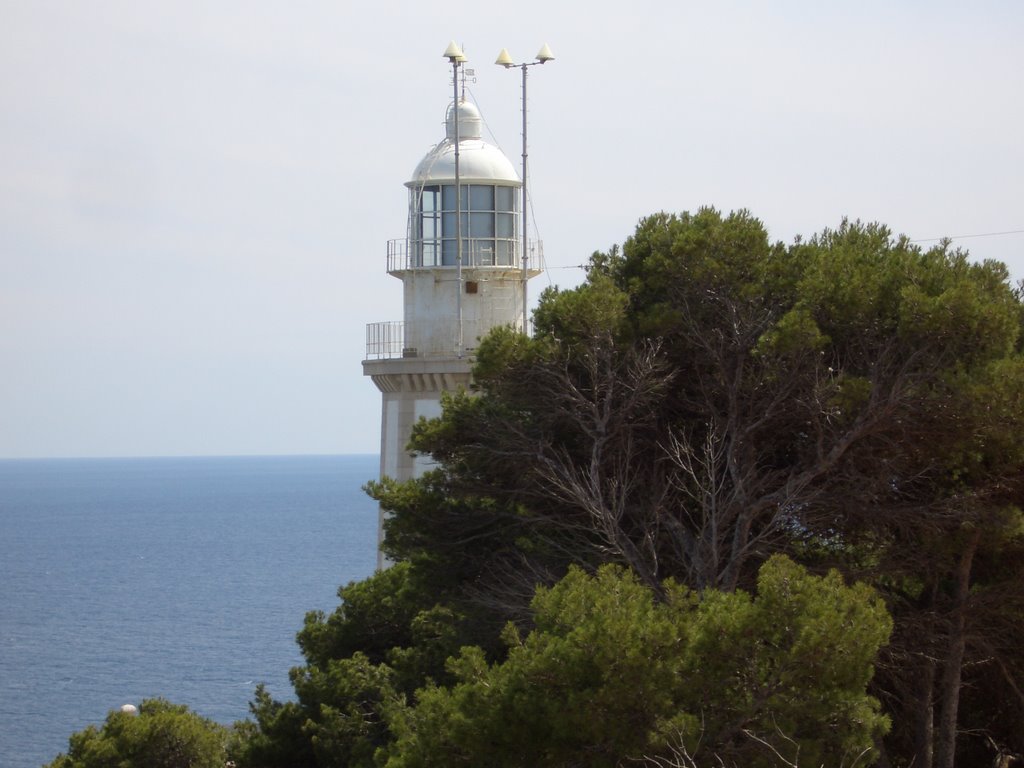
[386,239,409,273]
[386,238,543,273]
[365,321,406,360]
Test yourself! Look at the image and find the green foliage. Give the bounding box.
[294,653,397,768]
[612,208,796,340]
[239,551,496,768]
[680,555,892,767]
[381,556,891,768]
[753,306,829,358]
[471,324,555,386]
[792,224,1019,370]
[383,209,1024,766]
[531,272,630,345]
[231,686,315,768]
[46,698,228,768]
[226,208,1024,767]
[298,562,427,669]
[385,604,464,693]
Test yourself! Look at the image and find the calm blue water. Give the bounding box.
[0,454,379,768]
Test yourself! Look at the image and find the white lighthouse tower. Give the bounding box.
[363,60,542,567]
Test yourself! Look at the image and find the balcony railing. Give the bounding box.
[365,321,406,360]
[386,238,543,273]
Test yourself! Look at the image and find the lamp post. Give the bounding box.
[444,41,467,357]
[495,43,554,336]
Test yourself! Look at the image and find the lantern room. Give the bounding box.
[390,99,523,272]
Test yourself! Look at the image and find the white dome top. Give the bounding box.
[407,100,520,186]
[446,100,483,140]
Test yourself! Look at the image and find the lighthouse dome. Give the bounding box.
[408,99,520,186]
[446,100,483,140]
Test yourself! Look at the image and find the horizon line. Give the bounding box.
[0,451,380,462]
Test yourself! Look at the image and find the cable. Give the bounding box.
[911,229,1024,244]
[465,86,506,152]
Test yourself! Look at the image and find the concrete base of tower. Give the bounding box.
[362,355,473,569]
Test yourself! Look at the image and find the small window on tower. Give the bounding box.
[465,281,479,294]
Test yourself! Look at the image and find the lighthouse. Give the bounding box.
[363,57,542,567]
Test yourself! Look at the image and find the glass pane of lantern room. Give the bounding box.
[422,241,438,267]
[420,186,439,212]
[470,213,495,238]
[442,239,457,266]
[442,212,470,238]
[496,240,512,265]
[441,185,468,211]
[496,185,516,212]
[496,213,514,238]
[469,185,494,211]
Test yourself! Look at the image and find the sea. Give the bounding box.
[0,454,379,768]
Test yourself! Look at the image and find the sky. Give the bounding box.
[1,1,1022,459]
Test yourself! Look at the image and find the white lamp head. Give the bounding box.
[535,43,555,63]
[495,48,515,68]
[443,41,467,63]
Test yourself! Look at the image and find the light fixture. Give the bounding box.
[495,48,515,68]
[443,40,467,63]
[535,43,555,64]
[495,44,555,335]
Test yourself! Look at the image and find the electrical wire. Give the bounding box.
[911,229,1024,244]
